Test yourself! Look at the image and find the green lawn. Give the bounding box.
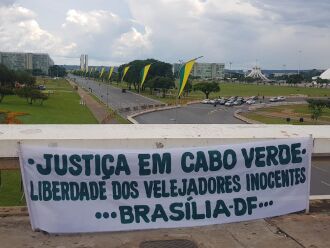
[242,112,311,125]
[243,104,330,124]
[0,78,98,124]
[0,78,98,206]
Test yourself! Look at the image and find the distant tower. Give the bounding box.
[80,54,88,71]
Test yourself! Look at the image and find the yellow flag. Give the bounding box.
[140,64,152,87]
[178,59,196,97]
[99,67,105,78]
[121,66,130,82]
[108,66,114,80]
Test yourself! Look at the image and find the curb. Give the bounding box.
[127,101,202,124]
[127,105,181,124]
[234,110,263,124]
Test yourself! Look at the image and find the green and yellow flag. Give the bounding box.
[178,59,196,97]
[140,64,152,87]
[99,67,105,78]
[108,66,114,81]
[121,66,130,82]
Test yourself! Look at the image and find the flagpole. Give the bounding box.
[175,56,203,123]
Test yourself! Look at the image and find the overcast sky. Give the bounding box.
[0,0,329,69]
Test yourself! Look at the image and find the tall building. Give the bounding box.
[192,63,225,79]
[0,52,54,74]
[173,62,225,80]
[80,54,88,71]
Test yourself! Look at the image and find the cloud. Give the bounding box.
[60,8,152,64]
[0,0,16,6]
[1,0,329,68]
[125,0,330,69]
[0,4,76,56]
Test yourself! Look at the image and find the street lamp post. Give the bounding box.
[298,50,302,75]
[229,62,232,81]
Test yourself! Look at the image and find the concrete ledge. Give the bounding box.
[0,125,330,157]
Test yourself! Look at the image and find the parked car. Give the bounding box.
[219,99,226,105]
[269,97,278,102]
[233,100,243,106]
[38,85,46,90]
[246,99,256,105]
[201,99,210,104]
[225,100,234,106]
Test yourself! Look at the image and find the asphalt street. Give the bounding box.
[136,103,245,124]
[311,158,330,196]
[68,75,161,111]
[135,98,306,124]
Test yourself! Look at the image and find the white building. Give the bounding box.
[80,54,88,71]
[320,68,330,80]
[173,62,225,80]
[192,63,225,80]
[0,52,54,74]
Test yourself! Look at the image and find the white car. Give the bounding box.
[277,96,286,101]
[246,99,256,105]
[269,97,278,102]
[201,99,210,104]
[225,101,234,106]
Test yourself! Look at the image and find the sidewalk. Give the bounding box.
[68,80,118,124]
[0,200,329,248]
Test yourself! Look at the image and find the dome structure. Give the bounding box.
[320,68,330,80]
[246,66,269,81]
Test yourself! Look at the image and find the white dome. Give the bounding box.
[320,69,330,80]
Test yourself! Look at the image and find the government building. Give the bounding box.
[173,62,225,80]
[0,52,54,74]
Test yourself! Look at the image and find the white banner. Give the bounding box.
[19,138,312,233]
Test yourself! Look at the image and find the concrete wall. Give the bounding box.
[0,125,329,158]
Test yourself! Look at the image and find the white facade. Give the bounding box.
[0,52,54,74]
[192,63,225,79]
[320,68,330,80]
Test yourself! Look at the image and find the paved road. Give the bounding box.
[311,158,330,196]
[136,103,245,124]
[135,97,307,124]
[68,75,161,112]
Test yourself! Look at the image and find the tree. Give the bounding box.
[146,76,175,97]
[15,70,36,86]
[286,74,303,86]
[16,87,48,105]
[49,65,67,77]
[118,59,174,90]
[193,81,220,99]
[0,64,15,102]
[307,99,330,123]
